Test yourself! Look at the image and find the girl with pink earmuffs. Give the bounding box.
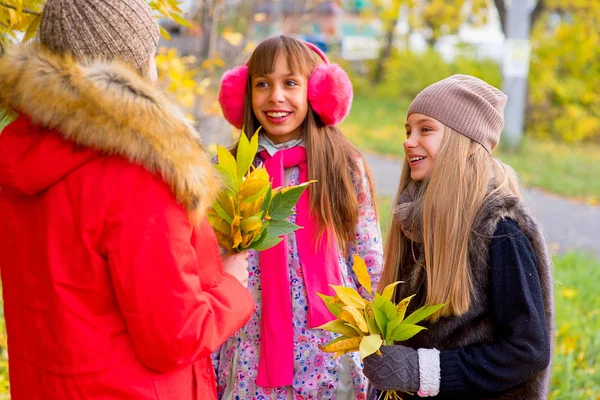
[213,35,383,399]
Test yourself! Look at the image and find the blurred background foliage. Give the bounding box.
[1,0,599,398]
[2,0,600,144]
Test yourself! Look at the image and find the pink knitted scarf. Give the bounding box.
[256,146,342,387]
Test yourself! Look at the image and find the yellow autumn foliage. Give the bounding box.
[208,128,313,253]
[317,255,446,399]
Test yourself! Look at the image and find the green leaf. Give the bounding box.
[373,293,398,337]
[215,192,236,220]
[403,303,447,326]
[214,164,237,195]
[266,219,301,237]
[267,191,291,220]
[345,322,365,336]
[372,305,389,338]
[207,213,230,236]
[385,316,403,343]
[389,324,427,342]
[316,319,361,338]
[359,334,383,360]
[249,234,283,251]
[279,181,311,202]
[248,226,268,246]
[317,293,344,317]
[240,213,263,233]
[212,199,234,224]
[268,182,311,220]
[216,145,239,189]
[383,300,399,321]
[259,185,272,220]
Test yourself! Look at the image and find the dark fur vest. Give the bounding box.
[394,193,555,399]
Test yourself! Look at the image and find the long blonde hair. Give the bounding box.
[381,127,521,320]
[233,35,377,254]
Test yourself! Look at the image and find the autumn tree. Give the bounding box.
[490,0,600,142]
[0,0,208,121]
[524,0,600,142]
[0,0,189,51]
[407,0,491,48]
[492,0,545,37]
[369,0,492,84]
[370,0,403,84]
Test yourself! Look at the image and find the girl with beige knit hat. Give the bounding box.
[362,75,555,399]
[0,0,253,399]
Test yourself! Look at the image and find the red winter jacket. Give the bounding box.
[0,44,253,399]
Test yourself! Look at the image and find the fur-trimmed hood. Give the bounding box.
[0,43,220,222]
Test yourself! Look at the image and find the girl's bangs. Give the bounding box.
[248,36,317,78]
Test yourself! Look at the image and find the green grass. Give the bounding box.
[341,95,410,158]
[550,252,600,399]
[498,140,600,204]
[377,197,600,398]
[345,95,600,203]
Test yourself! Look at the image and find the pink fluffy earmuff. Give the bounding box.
[218,41,353,129]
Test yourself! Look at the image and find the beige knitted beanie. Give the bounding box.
[407,75,507,152]
[39,0,160,75]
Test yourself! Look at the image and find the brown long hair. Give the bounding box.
[380,127,521,320]
[232,35,377,254]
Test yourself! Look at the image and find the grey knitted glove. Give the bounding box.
[363,345,420,392]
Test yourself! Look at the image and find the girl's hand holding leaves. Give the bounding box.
[208,128,314,253]
[317,255,446,400]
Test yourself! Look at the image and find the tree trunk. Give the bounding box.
[494,0,507,35]
[494,0,545,35]
[372,16,399,85]
[199,1,214,61]
[208,0,223,61]
[425,35,436,49]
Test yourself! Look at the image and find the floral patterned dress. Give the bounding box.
[213,155,383,400]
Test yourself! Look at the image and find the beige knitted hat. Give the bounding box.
[39,0,160,75]
[407,75,507,152]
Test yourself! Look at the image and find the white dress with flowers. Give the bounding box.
[212,151,383,400]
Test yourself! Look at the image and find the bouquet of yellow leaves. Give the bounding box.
[317,255,446,400]
[208,128,313,253]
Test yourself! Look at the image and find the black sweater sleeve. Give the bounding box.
[439,219,551,395]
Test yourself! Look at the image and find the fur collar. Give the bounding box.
[0,43,220,223]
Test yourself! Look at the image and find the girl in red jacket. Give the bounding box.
[0,0,253,399]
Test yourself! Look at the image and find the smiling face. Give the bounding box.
[251,53,309,144]
[403,113,445,181]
